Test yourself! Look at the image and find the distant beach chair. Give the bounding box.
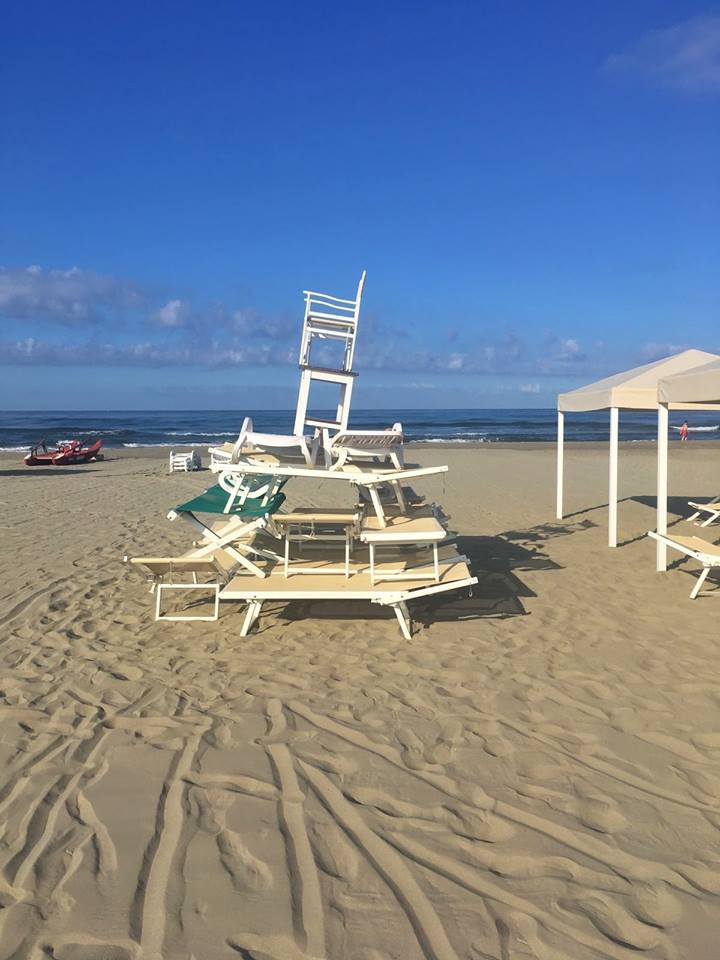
[169,449,201,473]
[208,417,315,472]
[648,531,720,598]
[687,500,720,527]
[326,422,404,470]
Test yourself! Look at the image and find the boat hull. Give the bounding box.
[24,439,103,466]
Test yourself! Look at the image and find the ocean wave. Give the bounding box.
[165,431,232,438]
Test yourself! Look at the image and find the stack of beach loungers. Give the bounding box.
[128,272,477,636]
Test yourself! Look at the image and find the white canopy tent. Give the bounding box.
[557,349,720,548]
[655,358,720,571]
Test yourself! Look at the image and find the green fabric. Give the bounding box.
[176,484,286,516]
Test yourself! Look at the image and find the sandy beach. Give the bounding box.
[1,441,719,959]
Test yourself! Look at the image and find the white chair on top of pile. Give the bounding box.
[325,422,404,470]
[210,416,316,471]
[299,270,366,373]
[294,271,366,459]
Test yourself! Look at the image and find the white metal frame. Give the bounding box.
[656,402,669,571]
[648,531,720,598]
[280,519,354,579]
[557,405,621,547]
[687,500,720,527]
[168,509,269,578]
[221,569,478,639]
[367,541,441,585]
[219,462,448,528]
[155,582,220,621]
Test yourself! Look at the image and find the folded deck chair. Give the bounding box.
[168,483,286,578]
[125,551,235,621]
[648,531,720,598]
[687,500,720,527]
[327,422,404,470]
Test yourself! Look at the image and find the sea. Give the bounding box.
[2,409,720,451]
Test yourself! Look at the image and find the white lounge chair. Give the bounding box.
[648,531,720,598]
[687,500,720,527]
[326,422,404,470]
[220,550,476,639]
[208,417,315,472]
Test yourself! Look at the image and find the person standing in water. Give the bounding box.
[679,421,689,442]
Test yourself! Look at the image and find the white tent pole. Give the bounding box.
[608,407,619,547]
[556,409,564,519]
[656,402,669,571]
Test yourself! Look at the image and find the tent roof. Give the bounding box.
[659,358,720,405]
[557,349,720,412]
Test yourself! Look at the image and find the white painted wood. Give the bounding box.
[299,271,366,371]
[556,410,564,519]
[656,402,669,571]
[608,407,619,547]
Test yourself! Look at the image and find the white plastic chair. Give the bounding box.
[298,270,366,372]
[169,449,200,473]
[229,417,316,467]
[326,422,404,470]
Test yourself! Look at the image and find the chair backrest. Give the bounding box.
[231,416,254,463]
[354,270,367,320]
[300,270,367,371]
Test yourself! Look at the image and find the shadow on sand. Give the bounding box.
[274,517,595,633]
[0,467,101,478]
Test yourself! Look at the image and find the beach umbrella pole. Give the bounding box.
[608,407,619,547]
[656,403,669,571]
[556,410,564,519]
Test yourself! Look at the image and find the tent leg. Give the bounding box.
[556,410,564,519]
[656,403,669,571]
[608,407,619,547]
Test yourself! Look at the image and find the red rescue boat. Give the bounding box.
[24,438,104,466]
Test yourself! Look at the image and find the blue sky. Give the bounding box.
[1,1,718,409]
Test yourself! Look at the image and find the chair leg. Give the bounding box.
[393,602,412,640]
[241,601,262,636]
[367,485,386,527]
[690,566,711,599]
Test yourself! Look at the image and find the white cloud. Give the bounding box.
[605,15,720,94]
[0,336,296,368]
[0,265,143,325]
[153,299,191,327]
[519,382,540,393]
